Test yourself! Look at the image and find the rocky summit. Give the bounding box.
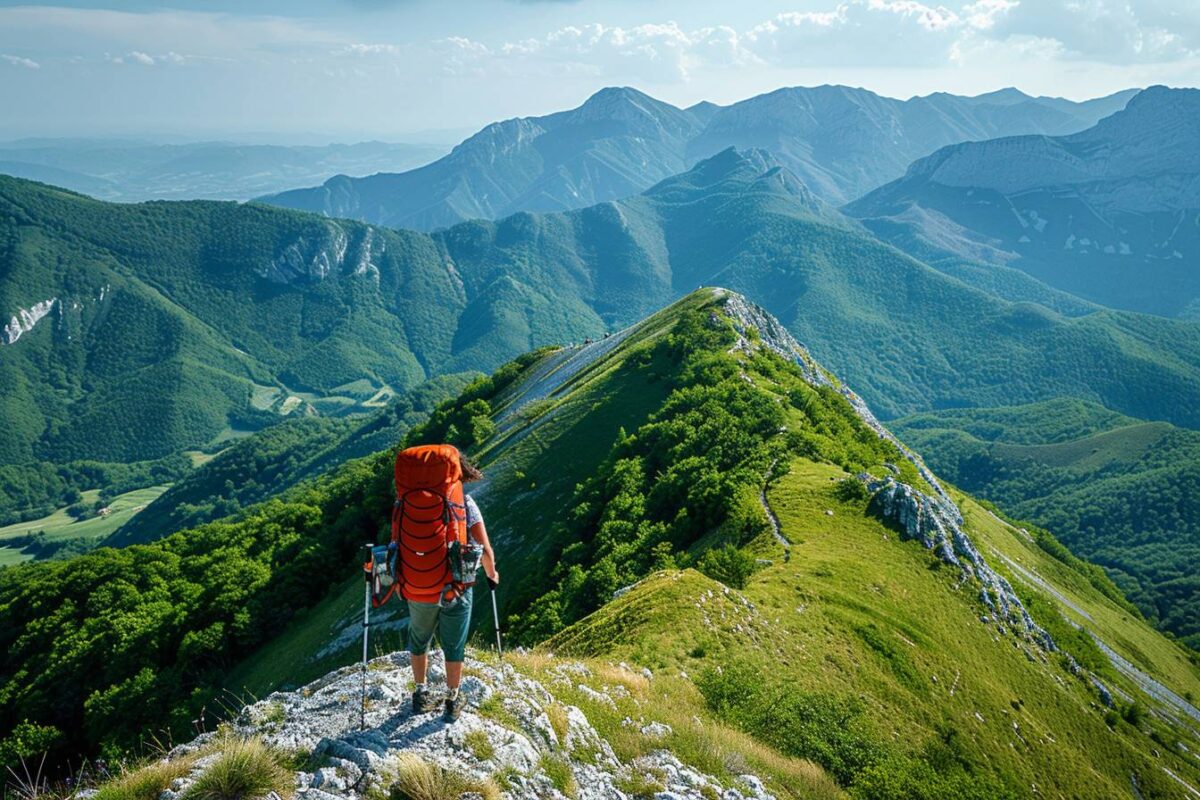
[157,650,775,800]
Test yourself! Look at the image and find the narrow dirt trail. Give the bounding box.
[760,462,791,561]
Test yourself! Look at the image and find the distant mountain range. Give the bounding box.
[260,84,1135,229]
[8,144,1200,470]
[0,138,448,202]
[848,85,1200,319]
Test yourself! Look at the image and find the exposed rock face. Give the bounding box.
[258,225,389,285]
[2,298,57,344]
[260,225,349,284]
[166,650,776,800]
[866,477,1055,651]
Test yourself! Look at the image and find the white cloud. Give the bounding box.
[1,54,39,69]
[128,50,155,65]
[985,0,1200,62]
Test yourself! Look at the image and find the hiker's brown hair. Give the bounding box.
[460,456,484,483]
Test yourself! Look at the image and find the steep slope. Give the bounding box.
[892,398,1200,648]
[260,85,1131,228]
[848,86,1200,317]
[261,87,705,231]
[12,290,1195,797]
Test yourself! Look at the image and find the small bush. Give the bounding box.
[834,478,870,504]
[697,545,759,590]
[1122,702,1146,727]
[540,755,577,799]
[380,753,500,800]
[614,768,666,799]
[463,728,495,761]
[181,737,290,800]
[94,755,196,800]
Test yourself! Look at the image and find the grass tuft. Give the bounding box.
[613,768,666,799]
[463,728,495,762]
[94,755,196,800]
[539,755,577,799]
[545,703,571,746]
[181,737,291,800]
[377,753,499,800]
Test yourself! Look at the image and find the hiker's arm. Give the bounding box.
[470,521,499,584]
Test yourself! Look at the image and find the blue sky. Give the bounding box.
[1,0,1198,141]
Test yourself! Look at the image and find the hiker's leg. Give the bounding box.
[412,653,428,684]
[406,599,440,682]
[439,589,475,690]
[446,660,463,690]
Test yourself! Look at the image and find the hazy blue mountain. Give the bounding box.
[262,87,705,231]
[687,85,1137,204]
[260,85,1132,229]
[847,86,1200,318]
[0,138,448,202]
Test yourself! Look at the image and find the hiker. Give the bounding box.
[392,445,499,722]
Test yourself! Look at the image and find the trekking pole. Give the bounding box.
[361,543,372,730]
[487,577,503,657]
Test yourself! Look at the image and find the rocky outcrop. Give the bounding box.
[164,650,776,800]
[866,477,1055,650]
[259,224,351,285]
[2,298,57,344]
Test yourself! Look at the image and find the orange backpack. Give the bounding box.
[390,444,470,604]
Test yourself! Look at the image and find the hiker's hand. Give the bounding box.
[487,569,500,588]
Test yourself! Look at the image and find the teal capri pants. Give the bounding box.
[406,590,473,662]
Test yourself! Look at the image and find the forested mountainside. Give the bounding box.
[848,86,1200,318]
[260,84,1134,228]
[3,291,1197,799]
[6,144,1200,468]
[893,398,1200,649]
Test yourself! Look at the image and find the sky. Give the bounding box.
[1,0,1198,142]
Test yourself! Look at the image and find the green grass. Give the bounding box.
[0,485,169,566]
[539,755,578,798]
[462,728,495,762]
[93,754,197,800]
[541,457,1200,799]
[374,753,499,800]
[179,736,291,800]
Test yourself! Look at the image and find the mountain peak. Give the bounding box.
[966,87,1033,106]
[573,85,668,119]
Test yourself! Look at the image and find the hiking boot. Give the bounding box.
[412,686,438,714]
[444,690,467,722]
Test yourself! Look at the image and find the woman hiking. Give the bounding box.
[393,445,499,722]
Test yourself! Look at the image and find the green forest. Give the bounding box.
[894,399,1200,649]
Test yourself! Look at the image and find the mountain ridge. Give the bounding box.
[848,85,1200,317]
[259,83,1135,229]
[6,289,1197,799]
[7,144,1200,472]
